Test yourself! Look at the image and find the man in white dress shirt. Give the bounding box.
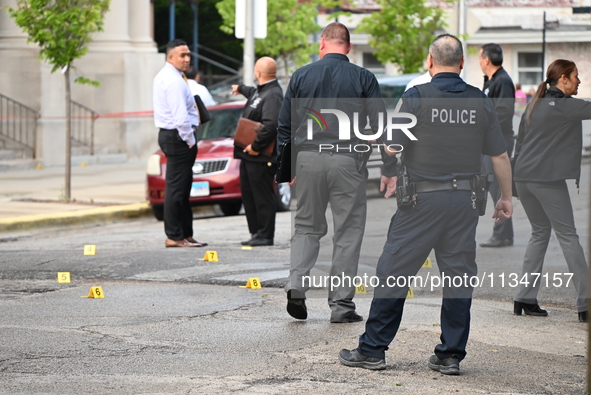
[153,39,208,248]
[185,66,217,107]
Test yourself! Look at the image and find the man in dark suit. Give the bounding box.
[479,43,516,248]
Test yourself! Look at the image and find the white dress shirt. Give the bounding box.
[187,79,217,107]
[405,72,432,92]
[153,62,200,146]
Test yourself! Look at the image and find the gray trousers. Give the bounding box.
[515,180,589,312]
[286,151,367,317]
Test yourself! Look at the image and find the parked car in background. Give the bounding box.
[146,101,292,220]
[377,73,423,101]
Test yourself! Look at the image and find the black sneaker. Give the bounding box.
[428,355,460,375]
[339,348,386,370]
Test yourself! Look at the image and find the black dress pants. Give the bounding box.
[239,160,276,240]
[158,129,197,240]
[358,190,479,361]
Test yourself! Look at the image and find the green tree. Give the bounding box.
[8,0,111,200]
[216,0,326,80]
[357,0,454,74]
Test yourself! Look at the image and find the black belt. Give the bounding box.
[414,179,471,193]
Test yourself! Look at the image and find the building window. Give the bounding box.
[517,52,543,88]
[362,52,384,72]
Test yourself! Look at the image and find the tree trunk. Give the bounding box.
[283,55,289,87]
[65,67,71,201]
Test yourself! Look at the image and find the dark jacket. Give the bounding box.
[395,73,506,182]
[514,87,591,185]
[234,79,283,163]
[276,53,397,176]
[483,67,515,149]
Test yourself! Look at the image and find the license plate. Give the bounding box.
[190,181,210,197]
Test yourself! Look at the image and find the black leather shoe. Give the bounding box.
[480,237,514,247]
[331,311,363,323]
[338,348,386,370]
[428,355,460,375]
[241,234,257,246]
[579,311,588,322]
[249,237,273,247]
[514,301,548,316]
[287,289,307,320]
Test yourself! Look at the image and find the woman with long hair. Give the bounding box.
[513,59,591,322]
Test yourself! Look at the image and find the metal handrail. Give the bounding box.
[0,93,40,158]
[70,100,99,155]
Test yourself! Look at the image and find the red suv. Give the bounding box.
[146,101,292,220]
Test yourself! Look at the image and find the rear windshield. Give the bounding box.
[197,107,243,140]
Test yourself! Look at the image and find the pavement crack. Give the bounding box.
[34,260,54,266]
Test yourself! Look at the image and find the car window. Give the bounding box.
[197,107,243,140]
[380,84,407,100]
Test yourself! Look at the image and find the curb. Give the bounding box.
[0,202,151,233]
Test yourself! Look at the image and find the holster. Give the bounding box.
[396,165,416,209]
[356,149,372,173]
[471,174,493,216]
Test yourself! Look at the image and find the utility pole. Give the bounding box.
[243,0,255,86]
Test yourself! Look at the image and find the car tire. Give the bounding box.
[219,201,242,216]
[276,182,292,212]
[152,205,164,221]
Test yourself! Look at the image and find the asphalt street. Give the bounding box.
[0,164,589,393]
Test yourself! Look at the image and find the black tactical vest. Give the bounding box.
[402,83,487,174]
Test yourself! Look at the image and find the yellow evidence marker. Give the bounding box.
[240,278,262,289]
[422,257,432,268]
[83,245,97,255]
[198,251,219,262]
[57,272,71,283]
[355,284,367,294]
[82,286,104,298]
[406,287,414,299]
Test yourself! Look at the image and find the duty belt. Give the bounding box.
[414,178,472,193]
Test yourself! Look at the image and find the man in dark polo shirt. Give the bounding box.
[277,22,397,323]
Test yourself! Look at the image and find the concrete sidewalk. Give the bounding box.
[0,159,150,233]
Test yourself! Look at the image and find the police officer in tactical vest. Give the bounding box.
[339,34,513,375]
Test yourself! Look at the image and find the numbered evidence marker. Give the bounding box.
[240,277,262,289]
[57,272,71,283]
[198,251,219,262]
[355,284,367,295]
[406,286,414,299]
[81,286,104,299]
[422,257,432,268]
[83,245,97,255]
